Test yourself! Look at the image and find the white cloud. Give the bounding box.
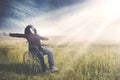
[20,0,120,43]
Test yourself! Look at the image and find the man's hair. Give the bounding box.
[24,25,37,35]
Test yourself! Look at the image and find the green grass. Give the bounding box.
[0,38,120,80]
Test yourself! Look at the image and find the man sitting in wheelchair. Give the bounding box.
[3,25,59,74]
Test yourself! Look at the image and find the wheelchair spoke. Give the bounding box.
[23,51,41,73]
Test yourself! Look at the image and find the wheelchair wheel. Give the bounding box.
[23,51,41,73]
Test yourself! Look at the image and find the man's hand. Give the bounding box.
[3,32,10,36]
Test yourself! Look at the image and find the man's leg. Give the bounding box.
[37,50,49,73]
[42,48,59,72]
[42,48,54,68]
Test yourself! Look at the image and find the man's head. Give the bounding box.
[24,25,37,35]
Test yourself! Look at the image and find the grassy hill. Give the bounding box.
[0,38,120,80]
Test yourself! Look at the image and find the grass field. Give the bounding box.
[0,38,120,80]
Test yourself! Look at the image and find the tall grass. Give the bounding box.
[0,38,120,80]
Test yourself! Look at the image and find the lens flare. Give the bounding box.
[21,0,120,62]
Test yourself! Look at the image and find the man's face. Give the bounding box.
[30,28,35,34]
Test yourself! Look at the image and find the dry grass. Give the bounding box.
[0,38,120,80]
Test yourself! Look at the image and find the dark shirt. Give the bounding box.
[9,33,48,50]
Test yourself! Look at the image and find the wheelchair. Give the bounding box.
[23,45,48,73]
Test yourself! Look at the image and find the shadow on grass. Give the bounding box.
[0,63,41,75]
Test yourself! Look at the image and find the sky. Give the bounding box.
[0,0,120,43]
[0,0,85,33]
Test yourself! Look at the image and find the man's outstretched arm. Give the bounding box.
[3,32,25,38]
[40,36,49,40]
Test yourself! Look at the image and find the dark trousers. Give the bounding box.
[30,47,55,71]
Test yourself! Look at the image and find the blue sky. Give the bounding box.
[0,0,85,31]
[1,0,120,43]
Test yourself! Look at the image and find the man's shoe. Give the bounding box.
[50,66,59,72]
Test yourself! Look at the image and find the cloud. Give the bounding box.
[1,0,120,44]
[0,0,86,30]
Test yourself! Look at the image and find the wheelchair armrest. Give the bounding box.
[41,44,49,46]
